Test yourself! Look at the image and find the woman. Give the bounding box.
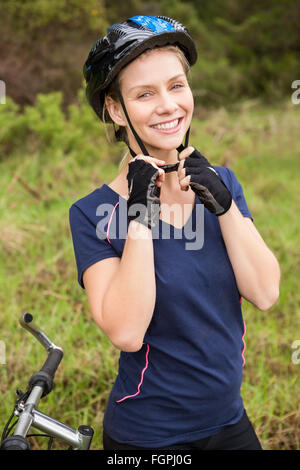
[69,16,280,450]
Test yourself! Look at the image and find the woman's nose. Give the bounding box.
[155,91,178,115]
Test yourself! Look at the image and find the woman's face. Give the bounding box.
[116,48,194,155]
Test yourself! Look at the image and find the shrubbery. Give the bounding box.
[1,0,299,108]
[0,89,117,163]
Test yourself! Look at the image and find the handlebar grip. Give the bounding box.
[29,347,63,397]
[1,435,30,450]
[40,347,63,378]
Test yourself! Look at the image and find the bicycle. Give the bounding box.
[1,313,94,450]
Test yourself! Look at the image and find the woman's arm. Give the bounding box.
[84,156,166,352]
[177,147,281,310]
[218,200,281,310]
[103,221,156,351]
[84,221,156,352]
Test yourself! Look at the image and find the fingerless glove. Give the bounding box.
[127,159,161,229]
[183,149,232,216]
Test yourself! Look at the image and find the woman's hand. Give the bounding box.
[177,146,232,216]
[126,155,166,229]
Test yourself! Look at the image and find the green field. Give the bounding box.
[0,93,299,450]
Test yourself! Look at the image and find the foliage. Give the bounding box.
[0,88,124,166]
[0,0,299,107]
[2,0,107,32]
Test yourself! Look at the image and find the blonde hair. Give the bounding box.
[102,45,191,173]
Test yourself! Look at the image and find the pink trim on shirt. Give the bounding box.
[106,202,119,245]
[241,321,246,367]
[116,343,150,403]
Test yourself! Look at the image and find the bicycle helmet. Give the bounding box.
[83,15,197,156]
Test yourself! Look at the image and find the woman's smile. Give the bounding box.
[150,117,184,133]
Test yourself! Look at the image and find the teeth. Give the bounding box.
[152,119,179,130]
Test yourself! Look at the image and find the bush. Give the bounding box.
[0,88,109,162]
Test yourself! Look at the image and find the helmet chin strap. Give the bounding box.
[114,78,149,156]
[176,126,190,154]
[114,78,190,165]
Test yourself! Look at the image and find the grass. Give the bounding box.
[0,96,299,450]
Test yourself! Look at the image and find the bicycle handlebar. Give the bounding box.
[20,312,62,353]
[1,313,94,450]
[20,313,63,396]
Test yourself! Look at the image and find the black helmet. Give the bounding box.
[83,15,197,156]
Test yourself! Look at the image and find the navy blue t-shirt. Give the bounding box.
[69,165,253,448]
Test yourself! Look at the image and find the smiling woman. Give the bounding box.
[68,15,279,451]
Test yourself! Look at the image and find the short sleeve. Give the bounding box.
[69,203,120,289]
[225,168,254,221]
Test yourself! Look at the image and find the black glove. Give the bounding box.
[127,159,161,229]
[183,149,232,216]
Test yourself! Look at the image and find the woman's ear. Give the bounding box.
[105,96,127,127]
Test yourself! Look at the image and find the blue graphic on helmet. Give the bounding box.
[129,16,175,33]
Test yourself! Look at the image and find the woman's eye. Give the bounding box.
[172,83,184,90]
[138,92,151,99]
